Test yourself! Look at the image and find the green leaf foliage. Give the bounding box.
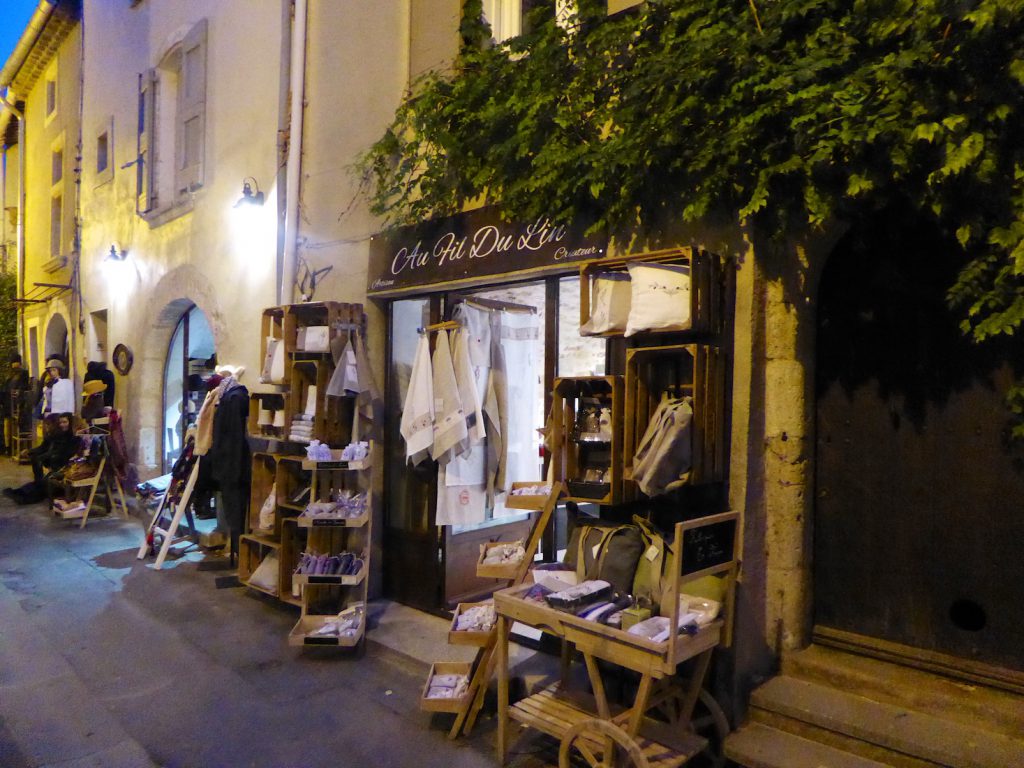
[360,0,1024,423]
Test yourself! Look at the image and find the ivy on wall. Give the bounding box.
[361,0,1024,429]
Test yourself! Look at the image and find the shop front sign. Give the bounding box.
[367,206,606,297]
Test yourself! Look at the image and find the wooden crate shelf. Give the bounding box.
[549,376,624,505]
[624,344,726,491]
[579,248,726,339]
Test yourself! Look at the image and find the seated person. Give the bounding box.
[3,413,80,504]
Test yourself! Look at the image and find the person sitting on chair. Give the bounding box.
[4,413,79,504]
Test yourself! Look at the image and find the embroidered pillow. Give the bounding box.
[624,262,691,337]
[580,272,632,336]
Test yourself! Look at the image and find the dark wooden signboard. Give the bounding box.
[681,519,736,576]
[367,206,607,297]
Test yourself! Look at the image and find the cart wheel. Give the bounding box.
[558,718,651,768]
[690,689,729,768]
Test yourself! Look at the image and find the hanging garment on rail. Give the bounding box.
[430,330,468,464]
[483,315,509,508]
[452,327,485,444]
[400,335,434,465]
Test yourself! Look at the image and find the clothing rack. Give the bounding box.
[451,294,537,315]
[418,320,462,334]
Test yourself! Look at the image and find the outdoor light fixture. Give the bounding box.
[234,177,265,207]
[105,244,127,261]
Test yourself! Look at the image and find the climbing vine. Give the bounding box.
[361,0,1024,430]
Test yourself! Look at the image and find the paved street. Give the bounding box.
[0,460,537,768]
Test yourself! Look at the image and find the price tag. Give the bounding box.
[645,545,660,562]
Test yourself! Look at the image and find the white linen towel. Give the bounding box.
[430,330,468,464]
[400,335,434,465]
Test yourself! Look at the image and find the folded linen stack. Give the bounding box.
[426,673,469,700]
[626,612,701,643]
[309,603,364,639]
[288,413,315,443]
[454,602,496,633]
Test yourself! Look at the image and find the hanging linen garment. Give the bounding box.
[492,308,541,517]
[437,304,491,526]
[326,334,359,397]
[452,327,485,444]
[195,376,230,455]
[327,331,383,440]
[430,330,468,464]
[483,313,510,508]
[400,334,434,465]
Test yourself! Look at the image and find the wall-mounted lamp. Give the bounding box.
[105,244,127,261]
[234,177,265,207]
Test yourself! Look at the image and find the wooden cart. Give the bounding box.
[494,511,739,768]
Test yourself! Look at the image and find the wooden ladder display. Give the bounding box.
[431,482,564,740]
[136,458,201,569]
[54,454,131,528]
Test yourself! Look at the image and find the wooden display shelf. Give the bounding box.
[448,601,496,647]
[421,661,474,713]
[476,541,526,579]
[504,482,553,511]
[293,559,366,586]
[549,376,624,505]
[288,612,365,647]
[624,344,727,490]
[301,453,371,471]
[238,534,283,597]
[509,686,705,768]
[282,301,361,358]
[248,452,278,535]
[578,248,726,339]
[296,508,369,528]
[247,392,287,440]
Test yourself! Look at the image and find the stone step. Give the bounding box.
[725,722,891,768]
[749,675,1024,768]
[783,644,1024,740]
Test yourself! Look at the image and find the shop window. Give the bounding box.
[137,18,207,219]
[162,305,216,471]
[557,275,606,377]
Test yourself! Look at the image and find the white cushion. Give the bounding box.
[580,272,631,335]
[624,262,691,337]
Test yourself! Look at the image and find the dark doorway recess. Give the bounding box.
[814,204,1024,675]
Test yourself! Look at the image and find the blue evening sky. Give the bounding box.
[1,0,41,78]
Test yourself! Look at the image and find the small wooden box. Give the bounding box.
[504,482,552,511]
[420,661,473,713]
[448,601,495,646]
[288,612,364,648]
[476,541,524,579]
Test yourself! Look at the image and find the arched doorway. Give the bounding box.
[162,304,217,471]
[44,313,69,366]
[813,206,1024,679]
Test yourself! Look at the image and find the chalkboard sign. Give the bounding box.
[681,518,736,575]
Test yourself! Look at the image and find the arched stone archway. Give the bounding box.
[44,310,70,365]
[124,266,226,478]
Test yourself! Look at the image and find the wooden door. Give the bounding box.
[813,209,1024,675]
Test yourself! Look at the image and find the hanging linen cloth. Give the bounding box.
[430,329,468,464]
[493,307,540,513]
[400,334,434,465]
[194,375,229,456]
[452,326,485,444]
[326,333,360,397]
[326,329,382,440]
[483,312,509,507]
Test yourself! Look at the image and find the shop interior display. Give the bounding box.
[239,302,376,648]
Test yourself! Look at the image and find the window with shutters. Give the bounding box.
[135,18,207,223]
[480,1,578,43]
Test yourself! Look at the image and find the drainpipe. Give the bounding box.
[280,0,308,306]
[0,93,26,363]
[275,0,292,306]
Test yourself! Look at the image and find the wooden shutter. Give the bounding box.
[176,18,207,198]
[136,68,157,214]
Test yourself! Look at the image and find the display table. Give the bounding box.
[494,510,740,768]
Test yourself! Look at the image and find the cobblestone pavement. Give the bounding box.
[0,459,563,768]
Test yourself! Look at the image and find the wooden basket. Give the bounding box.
[288,612,364,647]
[420,661,474,713]
[448,601,495,647]
[504,481,552,511]
[476,541,525,579]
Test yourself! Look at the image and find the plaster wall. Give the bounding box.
[78,0,284,477]
[1,144,17,266]
[19,25,81,383]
